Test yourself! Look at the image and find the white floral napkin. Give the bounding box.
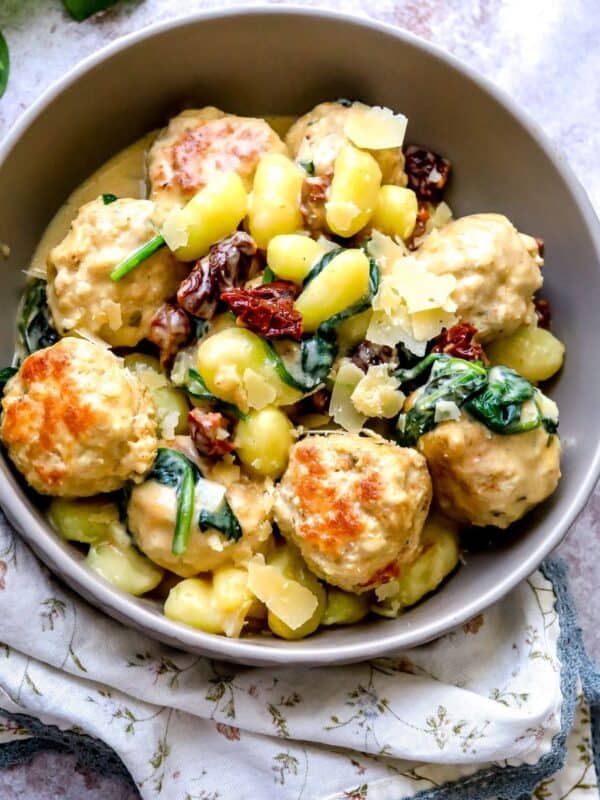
[0,516,597,800]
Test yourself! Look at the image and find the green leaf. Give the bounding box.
[262,266,276,284]
[0,367,17,393]
[63,0,119,22]
[17,280,59,358]
[110,234,165,281]
[302,247,343,287]
[397,355,487,446]
[185,369,247,419]
[102,193,118,205]
[199,499,242,543]
[148,448,199,556]
[266,334,337,393]
[0,32,9,99]
[318,257,379,334]
[298,160,315,176]
[465,366,538,434]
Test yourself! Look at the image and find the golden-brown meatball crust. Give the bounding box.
[47,198,187,347]
[148,107,288,223]
[417,413,561,528]
[415,213,543,343]
[274,433,431,593]
[286,101,407,185]
[1,338,158,497]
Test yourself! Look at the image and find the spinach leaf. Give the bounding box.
[199,500,242,543]
[148,448,199,556]
[266,334,337,393]
[192,318,209,341]
[319,257,379,334]
[465,366,540,435]
[302,248,343,287]
[185,369,247,420]
[298,160,315,176]
[397,355,487,446]
[0,367,17,393]
[262,266,276,284]
[0,32,9,99]
[17,280,59,358]
[102,193,118,205]
[63,0,119,21]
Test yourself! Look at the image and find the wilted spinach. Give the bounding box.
[465,366,557,434]
[0,367,17,393]
[102,193,118,205]
[199,501,242,543]
[184,368,247,420]
[396,355,487,446]
[17,280,59,359]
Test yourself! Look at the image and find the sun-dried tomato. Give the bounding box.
[220,281,303,340]
[404,145,451,203]
[534,237,545,259]
[431,323,488,363]
[300,174,331,236]
[148,303,191,368]
[407,202,431,249]
[534,298,552,330]
[188,408,234,457]
[177,232,257,319]
[350,341,396,372]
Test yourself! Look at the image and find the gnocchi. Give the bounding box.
[325,144,382,237]
[248,154,304,249]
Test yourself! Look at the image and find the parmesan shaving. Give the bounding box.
[351,365,405,419]
[161,206,188,250]
[535,390,559,424]
[69,328,111,349]
[195,478,227,514]
[367,229,409,276]
[434,400,461,423]
[329,360,366,432]
[243,368,277,410]
[344,104,408,150]
[247,557,318,630]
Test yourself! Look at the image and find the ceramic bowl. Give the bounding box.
[0,8,598,666]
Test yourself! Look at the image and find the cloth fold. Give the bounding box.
[0,517,597,799]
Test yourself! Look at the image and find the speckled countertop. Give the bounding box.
[0,2,598,798]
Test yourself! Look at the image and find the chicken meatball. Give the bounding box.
[417,413,561,528]
[415,213,543,342]
[148,107,288,223]
[285,101,407,184]
[274,433,431,593]
[1,338,158,497]
[128,470,273,577]
[47,198,187,348]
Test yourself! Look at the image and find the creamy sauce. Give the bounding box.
[29,131,156,278]
[29,116,297,279]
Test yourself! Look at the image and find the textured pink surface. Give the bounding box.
[0,1,597,797]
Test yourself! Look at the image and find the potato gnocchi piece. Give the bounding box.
[486,325,565,382]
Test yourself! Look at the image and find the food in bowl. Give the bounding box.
[0,100,565,640]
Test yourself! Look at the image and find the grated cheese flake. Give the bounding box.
[434,400,461,423]
[243,368,277,410]
[344,104,408,150]
[351,365,405,419]
[329,359,367,432]
[247,556,318,630]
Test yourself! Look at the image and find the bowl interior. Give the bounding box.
[0,9,598,666]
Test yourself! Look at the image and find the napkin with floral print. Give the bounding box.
[0,517,597,800]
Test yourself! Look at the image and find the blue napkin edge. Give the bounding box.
[0,556,597,800]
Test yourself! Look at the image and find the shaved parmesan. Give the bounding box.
[535,390,559,424]
[329,359,366,432]
[367,229,409,276]
[411,308,457,341]
[431,201,453,229]
[243,368,277,410]
[70,328,111,349]
[161,206,188,250]
[351,365,405,419]
[434,400,461,423]
[247,557,318,630]
[344,104,408,150]
[195,478,227,513]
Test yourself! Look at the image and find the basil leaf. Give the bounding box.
[148,448,199,556]
[63,0,119,21]
[465,366,538,435]
[17,280,59,358]
[185,369,247,420]
[0,32,9,99]
[199,500,242,543]
[102,193,118,205]
[397,355,487,446]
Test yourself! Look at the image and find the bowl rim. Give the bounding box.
[1,5,599,665]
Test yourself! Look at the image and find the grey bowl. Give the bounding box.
[0,8,598,667]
